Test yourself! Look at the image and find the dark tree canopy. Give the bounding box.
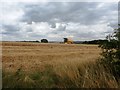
[41,39,48,43]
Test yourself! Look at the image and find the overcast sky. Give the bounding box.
[0,0,118,41]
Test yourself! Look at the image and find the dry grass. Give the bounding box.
[2,42,119,88]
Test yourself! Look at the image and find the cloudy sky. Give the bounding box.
[0,0,119,41]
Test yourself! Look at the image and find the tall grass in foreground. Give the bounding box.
[2,60,120,88]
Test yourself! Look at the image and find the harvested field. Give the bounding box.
[2,42,119,88]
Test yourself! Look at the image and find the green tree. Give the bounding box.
[99,24,120,79]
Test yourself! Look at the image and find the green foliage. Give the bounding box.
[41,39,48,43]
[99,24,120,79]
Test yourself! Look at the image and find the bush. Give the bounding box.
[99,24,120,80]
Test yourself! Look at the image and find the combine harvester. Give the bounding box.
[63,38,73,44]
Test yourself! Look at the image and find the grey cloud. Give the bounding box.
[108,22,118,29]
[2,24,20,35]
[118,2,120,24]
[26,27,33,32]
[50,23,56,28]
[57,24,66,31]
[28,33,45,38]
[21,2,117,26]
[2,24,20,32]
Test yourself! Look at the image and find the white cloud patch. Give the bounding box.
[0,2,24,25]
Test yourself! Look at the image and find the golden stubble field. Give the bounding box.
[1,42,119,88]
[2,42,101,72]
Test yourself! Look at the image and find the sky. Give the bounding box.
[0,0,119,41]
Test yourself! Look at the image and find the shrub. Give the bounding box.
[99,24,120,80]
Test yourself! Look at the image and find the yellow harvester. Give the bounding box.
[64,38,73,44]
